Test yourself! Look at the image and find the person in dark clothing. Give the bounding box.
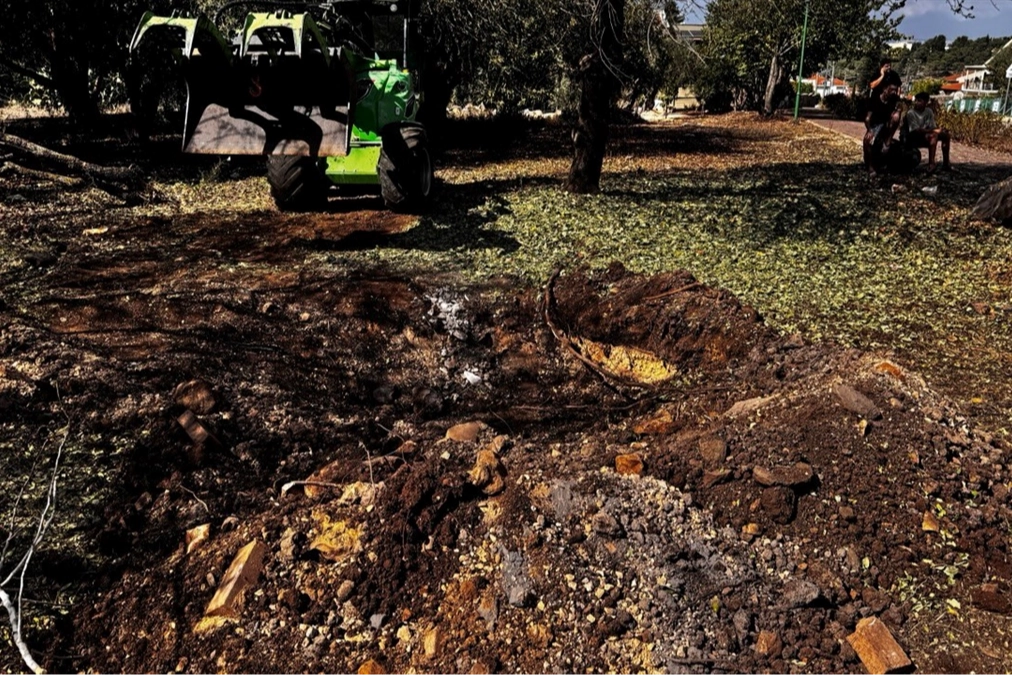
[869,58,902,96]
[863,81,901,177]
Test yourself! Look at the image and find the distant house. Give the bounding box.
[953,36,1012,99]
[956,65,999,98]
[940,73,962,94]
[801,73,850,97]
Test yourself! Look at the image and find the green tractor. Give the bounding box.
[129,0,433,211]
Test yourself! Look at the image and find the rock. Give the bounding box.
[309,514,363,562]
[632,409,676,435]
[337,579,356,602]
[615,453,644,476]
[422,626,443,658]
[357,659,386,674]
[477,592,499,630]
[468,444,507,496]
[752,462,814,489]
[846,616,912,674]
[173,380,216,415]
[922,511,940,532]
[396,625,412,643]
[301,462,343,499]
[733,609,753,641]
[726,396,776,418]
[833,384,882,420]
[550,481,575,520]
[782,579,820,608]
[446,421,487,442]
[839,506,856,522]
[592,511,624,538]
[502,549,535,607]
[699,438,727,468]
[702,468,731,488]
[177,410,218,447]
[755,630,782,657]
[760,486,797,524]
[185,524,210,554]
[971,583,1012,615]
[600,609,636,637]
[861,588,891,614]
[202,540,267,619]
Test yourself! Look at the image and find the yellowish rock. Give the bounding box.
[615,453,644,476]
[185,523,210,554]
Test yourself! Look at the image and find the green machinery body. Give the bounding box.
[130,1,431,209]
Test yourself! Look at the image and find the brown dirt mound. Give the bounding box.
[3,257,1008,673]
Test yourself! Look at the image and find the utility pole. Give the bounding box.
[793,0,811,122]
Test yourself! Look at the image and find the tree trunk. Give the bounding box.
[567,0,625,194]
[417,62,458,152]
[972,175,1012,223]
[763,52,785,116]
[0,131,147,200]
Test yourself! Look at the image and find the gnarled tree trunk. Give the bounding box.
[763,52,786,116]
[567,0,625,194]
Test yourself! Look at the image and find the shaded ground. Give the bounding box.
[1,113,1012,674]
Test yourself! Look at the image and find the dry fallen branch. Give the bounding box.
[1,422,68,675]
[0,131,151,203]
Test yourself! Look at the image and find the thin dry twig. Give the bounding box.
[642,282,701,302]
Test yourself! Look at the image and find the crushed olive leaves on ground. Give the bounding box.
[126,114,1012,433]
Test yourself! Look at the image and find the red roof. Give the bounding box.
[806,74,847,87]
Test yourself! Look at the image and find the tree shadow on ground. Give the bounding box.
[600,158,1010,248]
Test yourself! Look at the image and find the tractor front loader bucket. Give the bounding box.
[130,11,353,157]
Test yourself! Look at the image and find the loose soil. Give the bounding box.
[1,114,1011,674]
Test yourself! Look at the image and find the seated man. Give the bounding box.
[864,80,901,177]
[904,92,951,172]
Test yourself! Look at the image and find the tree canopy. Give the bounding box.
[691,0,897,113]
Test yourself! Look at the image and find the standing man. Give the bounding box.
[869,57,902,95]
[864,81,902,178]
[905,92,951,173]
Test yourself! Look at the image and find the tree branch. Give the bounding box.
[0,56,55,90]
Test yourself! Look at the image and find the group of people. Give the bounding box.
[863,58,952,178]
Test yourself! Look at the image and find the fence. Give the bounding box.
[945,97,1008,114]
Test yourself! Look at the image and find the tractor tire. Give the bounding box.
[266,156,327,212]
[379,123,433,211]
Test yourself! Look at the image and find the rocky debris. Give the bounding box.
[761,487,797,524]
[615,453,644,476]
[173,379,216,415]
[445,421,488,442]
[702,468,731,488]
[309,514,363,562]
[921,511,940,532]
[501,549,535,607]
[632,409,676,435]
[971,583,1012,615]
[755,630,783,657]
[422,626,443,658]
[752,462,815,489]
[356,658,385,674]
[699,438,727,468]
[195,540,266,633]
[468,437,508,495]
[833,384,882,420]
[846,616,912,674]
[725,395,775,417]
[177,409,212,444]
[782,580,820,608]
[185,524,210,554]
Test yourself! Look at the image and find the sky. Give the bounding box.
[896,0,1012,40]
[683,0,1012,40]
